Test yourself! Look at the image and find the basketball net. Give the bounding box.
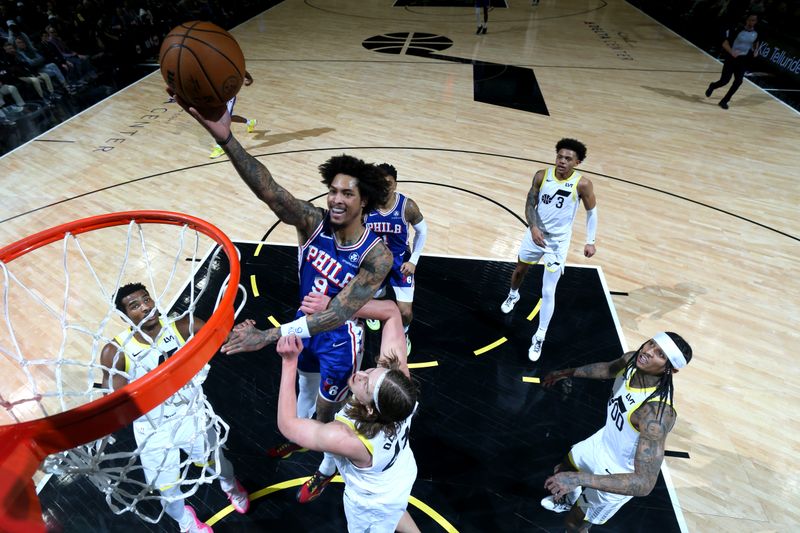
[0,211,242,531]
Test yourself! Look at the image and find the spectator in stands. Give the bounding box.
[45,23,96,82]
[14,33,74,95]
[2,40,57,102]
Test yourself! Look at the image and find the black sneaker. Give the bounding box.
[718,100,729,110]
[705,84,713,97]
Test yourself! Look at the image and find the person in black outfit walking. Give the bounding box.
[705,13,759,110]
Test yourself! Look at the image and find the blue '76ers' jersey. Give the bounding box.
[298,214,383,300]
[364,193,409,260]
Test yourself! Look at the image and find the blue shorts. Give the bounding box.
[380,250,414,302]
[298,320,364,402]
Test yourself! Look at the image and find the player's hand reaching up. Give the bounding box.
[166,88,231,144]
[276,334,303,362]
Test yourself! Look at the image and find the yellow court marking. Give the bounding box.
[526,299,542,321]
[408,361,439,369]
[250,274,259,297]
[267,315,281,328]
[522,376,541,384]
[474,337,507,356]
[206,476,459,531]
[254,242,265,257]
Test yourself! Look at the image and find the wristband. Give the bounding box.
[218,131,233,146]
[280,316,311,339]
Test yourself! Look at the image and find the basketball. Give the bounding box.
[159,21,246,110]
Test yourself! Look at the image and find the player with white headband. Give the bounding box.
[274,328,421,533]
[538,331,693,531]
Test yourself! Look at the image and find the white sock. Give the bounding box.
[297,371,320,419]
[509,288,519,297]
[534,327,547,341]
[318,453,337,476]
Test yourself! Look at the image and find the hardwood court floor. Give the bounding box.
[2,0,799,531]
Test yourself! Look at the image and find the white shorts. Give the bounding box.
[517,229,570,273]
[134,412,215,491]
[343,488,408,533]
[568,430,634,524]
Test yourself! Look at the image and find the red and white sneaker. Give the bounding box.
[225,479,250,514]
[296,470,335,503]
[267,441,307,459]
[180,505,213,533]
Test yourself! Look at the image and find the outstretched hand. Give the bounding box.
[221,320,269,354]
[299,292,331,315]
[276,334,303,362]
[166,88,231,143]
[541,368,575,388]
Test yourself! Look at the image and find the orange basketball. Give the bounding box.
[159,21,246,110]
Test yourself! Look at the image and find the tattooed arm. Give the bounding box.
[542,352,631,387]
[169,89,322,237]
[526,170,545,246]
[305,242,393,333]
[220,242,393,354]
[222,138,323,236]
[545,402,676,498]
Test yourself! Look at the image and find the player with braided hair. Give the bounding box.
[539,332,692,531]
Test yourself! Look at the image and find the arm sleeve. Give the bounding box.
[585,207,597,245]
[408,220,428,264]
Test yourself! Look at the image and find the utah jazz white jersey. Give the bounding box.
[600,365,673,470]
[536,167,582,241]
[113,318,203,425]
[333,402,418,506]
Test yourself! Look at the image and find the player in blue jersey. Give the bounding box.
[364,164,427,353]
[172,91,396,504]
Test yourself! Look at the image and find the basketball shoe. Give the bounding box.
[366,319,381,331]
[180,505,213,533]
[406,334,412,355]
[267,441,307,459]
[529,335,544,361]
[500,292,520,313]
[540,495,573,513]
[209,145,224,159]
[225,479,250,514]
[246,118,257,133]
[297,470,336,503]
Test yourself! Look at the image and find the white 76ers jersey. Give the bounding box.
[536,167,582,240]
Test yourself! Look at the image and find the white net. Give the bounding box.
[0,215,240,523]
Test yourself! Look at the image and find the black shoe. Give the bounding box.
[718,100,729,110]
[482,26,487,34]
[705,84,713,97]
[476,27,482,34]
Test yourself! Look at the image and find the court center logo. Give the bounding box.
[362,32,453,55]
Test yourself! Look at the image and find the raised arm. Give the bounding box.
[169,90,323,236]
[276,335,372,465]
[545,402,675,498]
[100,342,128,392]
[526,170,546,246]
[542,352,631,387]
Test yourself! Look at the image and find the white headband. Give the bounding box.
[653,332,687,369]
[372,370,389,414]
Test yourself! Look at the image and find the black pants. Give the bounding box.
[709,55,748,103]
